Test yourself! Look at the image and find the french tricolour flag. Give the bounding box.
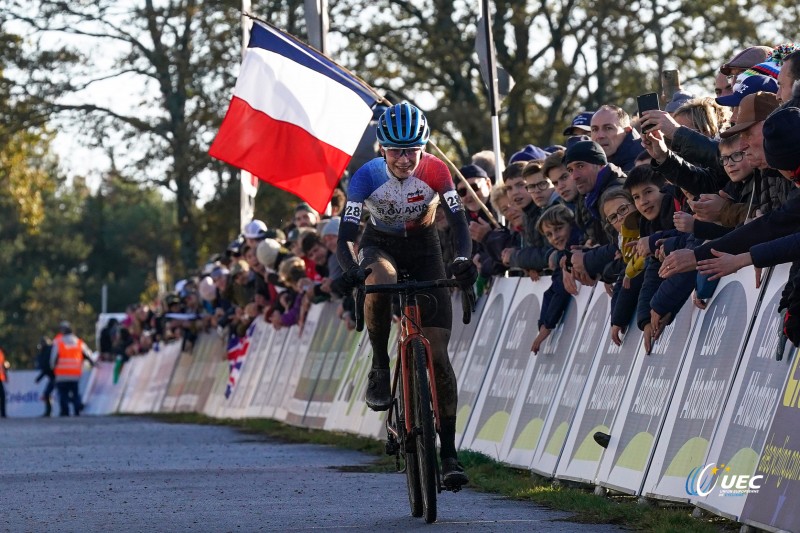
[210,21,381,213]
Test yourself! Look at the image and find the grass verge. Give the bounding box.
[151,413,738,533]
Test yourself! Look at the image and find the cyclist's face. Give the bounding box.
[382,147,423,179]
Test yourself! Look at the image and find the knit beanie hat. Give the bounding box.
[563,140,608,167]
[762,107,800,171]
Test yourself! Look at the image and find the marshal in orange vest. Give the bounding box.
[53,334,85,379]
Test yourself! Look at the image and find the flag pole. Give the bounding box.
[239,1,256,232]
[481,0,504,185]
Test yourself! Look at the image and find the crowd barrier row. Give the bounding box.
[71,266,800,533]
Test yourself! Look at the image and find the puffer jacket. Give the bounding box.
[608,130,644,172]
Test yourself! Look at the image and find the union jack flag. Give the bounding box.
[224,321,256,399]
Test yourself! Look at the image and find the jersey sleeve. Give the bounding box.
[422,154,463,215]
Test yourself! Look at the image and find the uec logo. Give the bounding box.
[685,463,763,496]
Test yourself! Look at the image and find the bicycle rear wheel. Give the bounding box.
[411,338,437,523]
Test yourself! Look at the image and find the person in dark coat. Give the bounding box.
[561,140,627,286]
[34,336,54,417]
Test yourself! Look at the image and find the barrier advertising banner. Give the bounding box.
[249,325,290,418]
[461,279,545,459]
[227,319,272,413]
[595,300,696,494]
[273,305,322,423]
[554,297,640,484]
[138,342,182,413]
[455,277,518,446]
[322,332,372,433]
[694,265,795,521]
[286,303,338,426]
[500,282,592,468]
[83,362,126,415]
[524,285,599,473]
[451,292,488,379]
[739,345,800,533]
[304,323,362,428]
[642,269,759,502]
[161,350,194,412]
[4,370,50,417]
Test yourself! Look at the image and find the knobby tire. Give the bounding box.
[402,380,423,517]
[411,338,437,523]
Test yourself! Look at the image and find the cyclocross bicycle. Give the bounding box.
[356,273,473,523]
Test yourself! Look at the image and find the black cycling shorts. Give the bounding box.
[358,225,452,330]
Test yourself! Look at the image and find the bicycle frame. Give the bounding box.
[395,292,441,437]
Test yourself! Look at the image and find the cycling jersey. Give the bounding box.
[342,153,463,235]
[337,152,472,274]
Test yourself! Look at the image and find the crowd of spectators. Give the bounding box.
[103,41,800,373]
[448,41,800,353]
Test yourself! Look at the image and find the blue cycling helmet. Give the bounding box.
[376,102,430,147]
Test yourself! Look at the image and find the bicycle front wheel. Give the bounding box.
[401,386,423,517]
[411,338,437,523]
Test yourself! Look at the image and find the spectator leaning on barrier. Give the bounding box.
[501,161,552,277]
[51,321,95,417]
[562,140,627,286]
[479,183,524,278]
[531,205,584,354]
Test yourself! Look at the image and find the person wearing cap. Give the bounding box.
[590,105,643,172]
[720,45,773,77]
[561,140,627,285]
[293,203,319,229]
[563,111,594,137]
[242,244,270,311]
[716,74,778,124]
[50,321,95,416]
[455,164,494,255]
[242,219,268,250]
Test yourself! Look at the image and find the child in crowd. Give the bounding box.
[599,188,643,346]
[621,165,691,353]
[530,205,584,354]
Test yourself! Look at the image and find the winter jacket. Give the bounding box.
[510,197,558,272]
[669,126,723,172]
[694,187,800,262]
[608,130,644,172]
[481,226,523,277]
[650,150,730,197]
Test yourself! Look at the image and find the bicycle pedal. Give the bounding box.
[384,439,399,456]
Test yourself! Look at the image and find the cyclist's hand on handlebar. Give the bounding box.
[342,266,372,290]
[451,257,478,289]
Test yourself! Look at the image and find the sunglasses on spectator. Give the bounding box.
[719,151,745,166]
[457,183,481,197]
[606,202,633,225]
[384,147,422,158]
[525,180,552,192]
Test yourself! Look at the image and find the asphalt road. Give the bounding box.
[0,417,621,532]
